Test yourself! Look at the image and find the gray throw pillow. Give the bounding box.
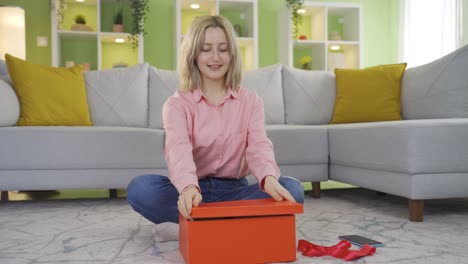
[282,66,336,125]
[402,44,468,119]
[84,63,149,127]
[241,64,284,124]
[0,60,8,76]
[148,66,179,129]
[0,75,20,126]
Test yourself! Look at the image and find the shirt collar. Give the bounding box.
[192,87,239,103]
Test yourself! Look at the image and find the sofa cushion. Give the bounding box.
[5,54,92,126]
[265,124,328,165]
[0,76,19,126]
[148,66,179,129]
[331,63,407,124]
[402,44,468,119]
[328,119,468,174]
[0,127,166,170]
[242,64,284,124]
[282,66,335,125]
[84,63,149,127]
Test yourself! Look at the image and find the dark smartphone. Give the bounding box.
[338,235,383,247]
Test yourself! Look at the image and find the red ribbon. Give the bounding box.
[298,239,376,261]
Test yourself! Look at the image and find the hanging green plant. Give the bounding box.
[56,0,65,29]
[129,0,149,49]
[285,0,304,39]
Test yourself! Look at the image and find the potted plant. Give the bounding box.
[285,0,304,39]
[299,55,312,70]
[129,0,149,49]
[113,7,124,32]
[71,14,93,31]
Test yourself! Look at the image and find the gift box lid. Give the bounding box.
[190,198,303,219]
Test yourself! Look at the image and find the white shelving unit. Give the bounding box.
[278,2,362,71]
[51,0,144,70]
[175,0,258,70]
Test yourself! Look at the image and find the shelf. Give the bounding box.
[327,43,359,71]
[278,2,362,71]
[293,43,326,71]
[219,1,255,38]
[180,0,216,36]
[176,0,258,70]
[327,6,360,41]
[52,0,144,70]
[60,37,97,70]
[297,6,326,41]
[294,40,326,46]
[101,41,138,70]
[100,32,132,43]
[58,30,98,40]
[59,0,98,32]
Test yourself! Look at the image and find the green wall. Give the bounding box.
[145,0,175,70]
[1,0,425,69]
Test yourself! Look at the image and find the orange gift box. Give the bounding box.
[179,198,304,264]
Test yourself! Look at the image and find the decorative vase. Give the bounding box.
[112,24,124,32]
[82,62,91,71]
[302,62,311,70]
[330,31,342,41]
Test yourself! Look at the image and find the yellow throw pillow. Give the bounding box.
[5,54,92,126]
[330,63,407,124]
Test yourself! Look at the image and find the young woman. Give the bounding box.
[127,15,304,242]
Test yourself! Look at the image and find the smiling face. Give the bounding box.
[196,27,231,86]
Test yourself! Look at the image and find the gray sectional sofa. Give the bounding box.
[1,45,467,222]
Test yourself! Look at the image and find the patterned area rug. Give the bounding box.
[1,188,467,264]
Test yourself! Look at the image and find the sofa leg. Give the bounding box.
[409,199,424,222]
[1,191,8,202]
[310,182,320,198]
[109,189,118,198]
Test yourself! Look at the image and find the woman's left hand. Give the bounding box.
[263,176,296,202]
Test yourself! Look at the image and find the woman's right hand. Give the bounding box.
[177,185,202,220]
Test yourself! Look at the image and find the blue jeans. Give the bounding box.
[127,175,304,224]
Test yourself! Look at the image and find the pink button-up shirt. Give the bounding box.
[162,87,281,193]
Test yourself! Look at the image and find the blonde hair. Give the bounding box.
[178,15,242,91]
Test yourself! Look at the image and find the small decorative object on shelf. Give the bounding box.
[299,55,312,70]
[330,31,342,41]
[82,62,91,71]
[299,35,307,40]
[113,7,124,32]
[65,61,75,68]
[71,14,93,31]
[234,24,242,37]
[285,0,304,39]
